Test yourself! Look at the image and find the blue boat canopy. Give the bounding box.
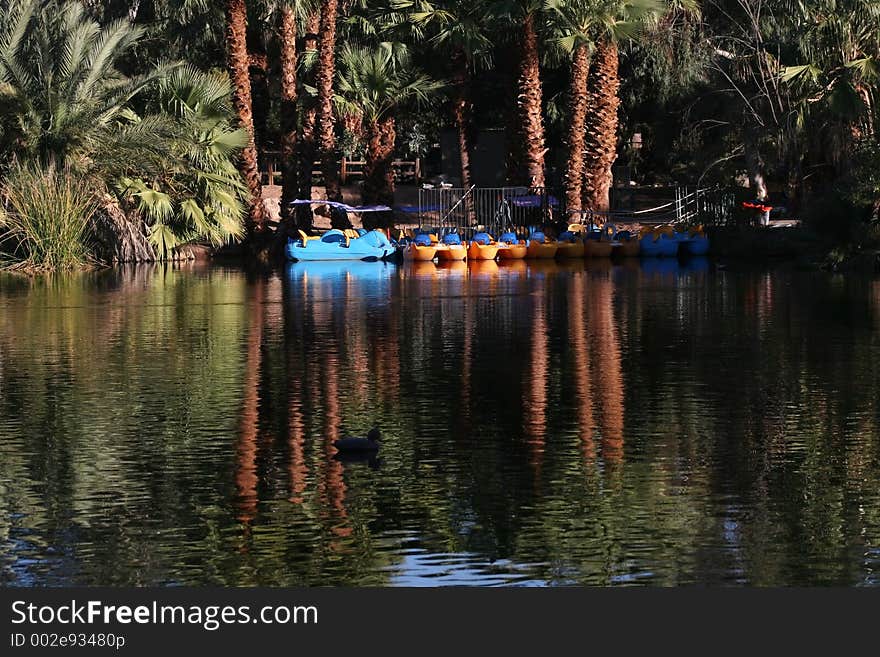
[414,233,433,246]
[443,233,462,246]
[499,232,518,244]
[472,232,492,245]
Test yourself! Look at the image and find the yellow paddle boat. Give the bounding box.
[403,233,438,261]
[467,232,501,260]
[615,229,641,257]
[525,232,558,259]
[584,223,616,257]
[584,238,614,257]
[555,230,585,258]
[496,232,528,260]
[435,233,468,261]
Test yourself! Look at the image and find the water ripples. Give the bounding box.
[1,263,879,586]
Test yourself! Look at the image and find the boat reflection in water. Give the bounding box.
[286,259,397,289]
[4,254,880,587]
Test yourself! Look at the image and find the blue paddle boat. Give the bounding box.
[286,229,396,262]
[639,232,664,257]
[658,232,680,257]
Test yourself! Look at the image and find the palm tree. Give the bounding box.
[279,3,299,227]
[0,0,35,74]
[499,1,549,187]
[571,0,661,212]
[399,1,493,190]
[0,2,247,261]
[225,0,266,237]
[315,0,342,202]
[581,37,620,212]
[119,67,249,258]
[335,44,441,209]
[781,0,880,159]
[546,0,598,213]
[0,1,180,171]
[276,1,316,229]
[296,9,321,228]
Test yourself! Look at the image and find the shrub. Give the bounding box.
[0,163,98,271]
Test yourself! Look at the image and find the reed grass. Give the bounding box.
[0,163,98,271]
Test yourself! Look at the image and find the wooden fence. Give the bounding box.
[259,151,421,186]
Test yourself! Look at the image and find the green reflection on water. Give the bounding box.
[1,261,879,586]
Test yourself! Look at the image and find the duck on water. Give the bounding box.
[333,428,382,452]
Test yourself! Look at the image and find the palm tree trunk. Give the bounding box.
[315,0,341,202]
[451,49,472,189]
[564,43,591,216]
[296,10,321,229]
[279,7,298,228]
[363,117,396,210]
[582,38,621,213]
[515,12,546,188]
[225,0,265,236]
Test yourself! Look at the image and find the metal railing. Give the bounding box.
[574,187,737,227]
[416,186,563,237]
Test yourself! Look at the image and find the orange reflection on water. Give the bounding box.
[589,272,624,465]
[322,351,351,539]
[287,367,308,505]
[235,279,264,526]
[524,288,548,478]
[874,280,880,329]
[569,273,595,463]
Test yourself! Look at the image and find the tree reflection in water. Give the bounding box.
[1,262,879,586]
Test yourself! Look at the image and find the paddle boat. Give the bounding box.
[657,229,680,257]
[638,227,678,257]
[584,226,615,257]
[403,232,438,261]
[680,227,710,256]
[555,230,586,258]
[615,230,641,257]
[286,228,396,261]
[435,232,468,261]
[638,232,663,257]
[467,232,501,261]
[525,232,558,259]
[496,232,528,260]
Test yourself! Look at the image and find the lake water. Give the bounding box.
[1,258,879,586]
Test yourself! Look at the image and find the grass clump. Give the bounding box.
[0,163,98,271]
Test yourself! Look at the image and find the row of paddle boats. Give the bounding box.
[284,199,709,263]
[403,225,709,262]
[285,225,709,263]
